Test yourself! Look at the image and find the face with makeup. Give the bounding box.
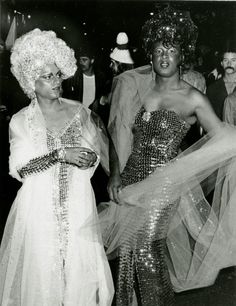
[34,63,63,100]
[151,42,182,78]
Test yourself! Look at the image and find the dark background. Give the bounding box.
[1,0,236,66]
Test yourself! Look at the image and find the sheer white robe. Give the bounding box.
[0,98,113,306]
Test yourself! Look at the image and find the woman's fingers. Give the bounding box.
[78,147,94,154]
[78,153,96,165]
[107,175,122,203]
[112,187,120,204]
[107,185,121,204]
[64,147,97,169]
[76,153,96,168]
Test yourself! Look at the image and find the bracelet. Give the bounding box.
[57,148,66,162]
[18,151,58,178]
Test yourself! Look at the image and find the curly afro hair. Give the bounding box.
[142,5,198,63]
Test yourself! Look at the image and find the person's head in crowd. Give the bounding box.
[110,32,134,76]
[10,28,77,100]
[141,5,198,77]
[219,40,236,77]
[78,44,95,76]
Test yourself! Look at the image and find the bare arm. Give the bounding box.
[107,139,122,203]
[192,90,223,134]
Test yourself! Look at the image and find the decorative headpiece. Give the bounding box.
[142,5,198,61]
[10,28,77,99]
[110,32,134,64]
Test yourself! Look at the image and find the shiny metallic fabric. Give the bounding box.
[47,116,82,294]
[117,107,190,306]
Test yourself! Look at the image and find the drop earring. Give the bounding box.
[150,60,156,80]
[150,60,154,73]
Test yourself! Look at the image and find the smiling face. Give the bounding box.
[34,63,63,101]
[151,42,182,78]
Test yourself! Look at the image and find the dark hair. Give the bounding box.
[142,5,198,64]
[219,40,236,59]
[78,43,95,59]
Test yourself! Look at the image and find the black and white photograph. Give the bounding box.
[1,0,236,305]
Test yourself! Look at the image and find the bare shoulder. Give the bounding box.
[187,86,210,110]
[187,85,222,132]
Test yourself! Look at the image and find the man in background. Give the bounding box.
[62,44,107,110]
[63,44,110,205]
[207,40,236,120]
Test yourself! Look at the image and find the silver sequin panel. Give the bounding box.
[46,115,82,297]
[117,107,190,306]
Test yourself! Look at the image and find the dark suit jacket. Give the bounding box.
[62,69,107,102]
[206,78,236,120]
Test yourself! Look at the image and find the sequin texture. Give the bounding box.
[121,107,190,187]
[117,107,190,306]
[47,114,82,297]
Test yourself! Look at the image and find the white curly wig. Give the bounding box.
[10,28,77,99]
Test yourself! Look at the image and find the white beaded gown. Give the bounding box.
[0,98,114,306]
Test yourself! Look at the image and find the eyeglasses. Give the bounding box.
[39,71,63,82]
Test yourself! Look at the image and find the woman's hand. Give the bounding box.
[107,174,122,204]
[65,147,97,169]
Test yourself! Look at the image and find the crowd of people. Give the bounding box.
[1,4,236,306]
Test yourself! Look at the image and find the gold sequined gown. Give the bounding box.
[116,106,190,306]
